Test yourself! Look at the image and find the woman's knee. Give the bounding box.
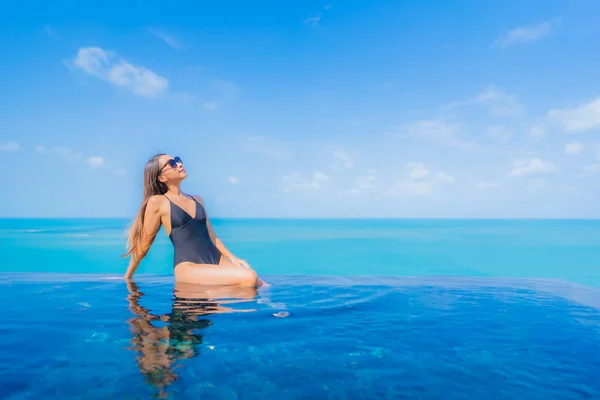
[238,268,258,287]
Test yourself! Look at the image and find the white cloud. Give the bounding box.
[0,141,20,151]
[283,171,331,192]
[86,156,105,169]
[44,25,57,37]
[356,172,376,189]
[304,14,321,26]
[212,79,241,100]
[390,119,479,150]
[228,176,240,184]
[72,47,168,97]
[476,86,524,118]
[547,97,600,133]
[305,3,332,26]
[564,142,583,155]
[407,162,454,183]
[243,135,288,160]
[437,172,455,183]
[36,145,82,162]
[202,101,218,110]
[494,19,558,48]
[584,164,600,172]
[444,86,523,118]
[348,170,377,196]
[390,86,522,151]
[527,123,547,139]
[407,162,430,180]
[333,151,354,171]
[37,145,122,174]
[313,171,331,182]
[390,180,432,198]
[476,181,500,189]
[390,162,453,197]
[486,124,513,144]
[147,27,182,50]
[508,158,558,178]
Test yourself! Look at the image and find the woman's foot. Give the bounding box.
[257,278,270,288]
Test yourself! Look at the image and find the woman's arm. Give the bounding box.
[193,195,269,286]
[215,237,236,261]
[125,196,163,279]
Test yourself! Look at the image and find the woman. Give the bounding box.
[123,153,267,287]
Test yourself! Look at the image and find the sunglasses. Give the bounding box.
[160,156,183,172]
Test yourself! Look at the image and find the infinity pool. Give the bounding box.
[2,274,600,399]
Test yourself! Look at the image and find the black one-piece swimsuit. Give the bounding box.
[164,194,222,268]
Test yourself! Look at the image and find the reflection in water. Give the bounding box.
[125,280,258,398]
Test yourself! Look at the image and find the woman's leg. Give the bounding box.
[219,256,270,287]
[174,261,258,287]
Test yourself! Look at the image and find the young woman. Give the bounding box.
[123,153,267,287]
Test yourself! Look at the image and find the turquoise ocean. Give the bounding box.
[2,218,600,287]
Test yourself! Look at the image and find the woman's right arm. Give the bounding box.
[124,196,163,279]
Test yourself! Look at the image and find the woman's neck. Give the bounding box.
[165,184,183,197]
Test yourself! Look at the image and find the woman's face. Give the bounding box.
[157,154,186,183]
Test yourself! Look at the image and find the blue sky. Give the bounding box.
[1,0,600,218]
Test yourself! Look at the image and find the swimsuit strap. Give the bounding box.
[164,193,192,202]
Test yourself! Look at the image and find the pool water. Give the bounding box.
[2,274,600,399]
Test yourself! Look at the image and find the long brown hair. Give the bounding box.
[123,153,168,260]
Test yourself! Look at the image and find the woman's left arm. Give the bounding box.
[193,195,249,268]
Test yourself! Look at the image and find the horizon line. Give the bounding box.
[1,216,600,221]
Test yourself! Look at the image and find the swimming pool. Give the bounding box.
[2,274,600,399]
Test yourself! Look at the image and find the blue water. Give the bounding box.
[2,274,600,399]
[1,218,600,286]
[2,219,600,399]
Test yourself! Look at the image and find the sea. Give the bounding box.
[1,218,600,399]
[1,218,600,285]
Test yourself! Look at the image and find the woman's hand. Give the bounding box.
[229,256,251,269]
[229,256,270,287]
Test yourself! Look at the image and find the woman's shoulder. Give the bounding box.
[188,194,204,203]
[147,194,169,209]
